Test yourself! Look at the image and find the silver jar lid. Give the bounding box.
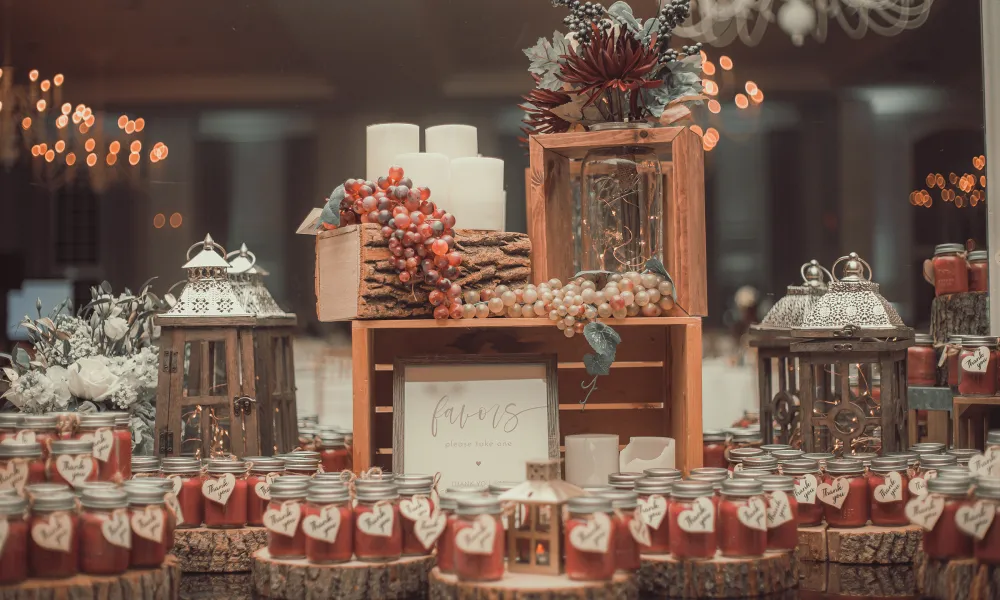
[870,457,908,472]
[634,477,672,495]
[269,478,309,500]
[355,480,397,493]
[456,496,502,516]
[285,450,321,460]
[356,484,398,503]
[771,449,805,462]
[160,457,202,474]
[50,439,93,455]
[582,486,614,494]
[849,452,878,466]
[914,333,934,345]
[0,415,21,429]
[104,412,129,427]
[306,485,350,503]
[690,467,729,478]
[0,442,41,458]
[282,456,320,471]
[311,473,349,485]
[722,479,764,496]
[688,475,724,491]
[885,452,919,466]
[127,486,166,505]
[731,429,762,442]
[926,477,971,496]
[758,475,794,492]
[912,442,946,453]
[395,474,434,487]
[319,431,346,447]
[25,483,70,496]
[968,250,988,262]
[78,413,116,429]
[32,490,76,512]
[760,444,792,454]
[608,472,645,488]
[0,495,27,516]
[594,489,638,510]
[670,480,714,499]
[19,415,57,429]
[742,456,778,470]
[567,496,613,514]
[961,336,998,348]
[131,456,162,473]
[974,477,1000,500]
[488,481,519,495]
[124,478,173,493]
[987,430,1000,445]
[934,243,965,256]
[643,468,682,480]
[802,452,835,463]
[81,487,128,510]
[780,459,820,475]
[921,454,958,468]
[445,485,487,495]
[243,457,284,473]
[825,459,864,475]
[945,448,980,463]
[729,448,764,461]
[702,430,727,443]
[735,469,771,480]
[206,458,247,474]
[397,482,433,496]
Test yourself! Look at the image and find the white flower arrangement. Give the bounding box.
[0,280,171,454]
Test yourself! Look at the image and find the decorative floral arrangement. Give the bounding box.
[0,281,170,453]
[521,0,704,137]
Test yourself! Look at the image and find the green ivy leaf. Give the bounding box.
[583,352,613,377]
[584,321,620,360]
[607,1,641,33]
[644,258,678,300]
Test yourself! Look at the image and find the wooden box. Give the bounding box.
[527,127,707,316]
[351,317,703,473]
[315,224,532,321]
[953,394,1000,449]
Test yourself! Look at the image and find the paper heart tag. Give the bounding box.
[399,495,431,521]
[303,506,342,543]
[102,509,131,549]
[637,494,667,529]
[766,491,793,529]
[254,475,275,501]
[969,449,1000,477]
[55,454,93,487]
[1,431,34,445]
[874,471,904,503]
[569,512,612,553]
[31,513,73,552]
[0,460,29,493]
[79,428,114,462]
[733,464,744,473]
[164,492,185,527]
[414,511,447,549]
[906,494,945,531]
[264,501,302,537]
[955,501,996,540]
[677,497,715,534]
[629,509,651,546]
[738,497,768,532]
[0,519,8,556]
[909,476,928,497]
[167,475,183,496]
[131,506,165,543]
[202,473,236,506]
[357,501,395,538]
[817,477,850,509]
[454,514,497,556]
[962,346,991,373]
[793,474,818,504]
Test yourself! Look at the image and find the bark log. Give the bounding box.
[972,563,1000,600]
[179,573,253,600]
[931,291,988,345]
[825,564,916,596]
[826,524,923,564]
[0,554,180,600]
[428,568,637,600]
[173,527,267,573]
[918,555,978,600]
[637,551,798,598]
[251,549,434,600]
[796,525,827,562]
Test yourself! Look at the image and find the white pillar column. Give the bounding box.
[981,0,1000,333]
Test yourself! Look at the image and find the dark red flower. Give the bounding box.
[519,76,573,140]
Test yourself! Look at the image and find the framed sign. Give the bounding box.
[392,354,559,491]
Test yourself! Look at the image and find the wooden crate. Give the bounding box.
[526,127,707,316]
[953,395,1000,449]
[350,317,703,474]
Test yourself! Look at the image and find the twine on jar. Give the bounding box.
[937,341,960,368]
[55,413,80,438]
[362,467,384,480]
[338,469,357,484]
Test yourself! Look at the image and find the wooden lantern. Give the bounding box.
[498,459,584,575]
[154,235,298,459]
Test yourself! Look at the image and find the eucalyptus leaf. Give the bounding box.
[583,321,621,360]
[77,401,99,414]
[320,203,340,229]
[13,349,29,369]
[2,368,18,382]
[641,17,657,43]
[100,281,112,295]
[608,1,641,33]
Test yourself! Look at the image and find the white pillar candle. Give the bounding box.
[425,124,478,160]
[564,434,620,488]
[393,152,451,209]
[449,157,504,230]
[366,123,419,182]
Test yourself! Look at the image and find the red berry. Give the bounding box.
[395,213,411,229]
[377,176,390,190]
[448,284,462,298]
[447,252,462,267]
[418,187,431,201]
[394,259,406,271]
[393,205,407,216]
[437,279,451,292]
[426,270,441,285]
[399,271,411,283]
[449,302,464,319]
[429,290,446,306]
[394,185,410,200]
[434,304,450,320]
[399,177,412,189]
[388,166,404,182]
[358,185,373,197]
[421,202,435,215]
[418,223,433,238]
[432,239,448,256]
[434,255,449,269]
[405,257,419,270]
[381,226,393,238]
[443,266,458,279]
[432,209,444,219]
[441,213,456,228]
[404,197,420,212]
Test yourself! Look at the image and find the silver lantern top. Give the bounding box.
[759,260,831,329]
[796,252,909,337]
[226,243,290,319]
[162,234,250,318]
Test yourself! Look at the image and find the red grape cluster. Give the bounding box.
[336,166,464,320]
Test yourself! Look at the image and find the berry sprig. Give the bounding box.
[552,0,609,45]
[655,0,702,62]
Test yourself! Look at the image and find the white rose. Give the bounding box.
[68,357,119,401]
[45,366,72,408]
[104,317,128,341]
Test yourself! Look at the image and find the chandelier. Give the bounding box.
[673,0,935,47]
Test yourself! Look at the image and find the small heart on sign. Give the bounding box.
[737,497,768,532]
[677,497,715,534]
[303,505,342,543]
[414,511,447,550]
[101,509,131,549]
[817,477,850,509]
[31,513,73,553]
[399,496,431,521]
[475,461,481,467]
[263,501,302,537]
[78,428,115,462]
[961,346,991,374]
[55,454,94,488]
[357,501,395,538]
[956,501,997,540]
[454,514,497,556]
[202,473,236,506]
[130,505,165,543]
[874,471,904,503]
[906,494,945,531]
[628,510,651,546]
[637,494,667,530]
[568,512,612,553]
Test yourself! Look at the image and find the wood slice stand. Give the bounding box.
[251,548,434,600]
[429,568,636,600]
[918,555,1000,600]
[0,554,180,600]
[799,562,916,596]
[931,291,988,345]
[173,526,267,573]
[636,551,798,598]
[179,573,253,600]
[795,524,922,564]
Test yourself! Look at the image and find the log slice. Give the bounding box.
[428,568,636,600]
[826,524,923,564]
[0,554,180,600]
[173,527,267,573]
[918,555,978,600]
[796,525,827,562]
[637,550,798,598]
[931,291,988,345]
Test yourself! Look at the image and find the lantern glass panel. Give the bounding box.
[209,341,228,396]
[208,405,233,456]
[180,405,202,456]
[272,403,284,455]
[183,342,199,396]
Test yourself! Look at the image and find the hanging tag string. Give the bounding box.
[55,414,80,439]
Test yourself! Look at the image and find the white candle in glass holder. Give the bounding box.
[564,433,620,487]
[366,123,419,182]
[449,157,504,230]
[393,152,451,208]
[425,125,478,160]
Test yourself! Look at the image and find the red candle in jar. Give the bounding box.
[688,473,725,515]
[74,413,119,482]
[304,485,354,564]
[28,491,79,579]
[958,337,998,396]
[123,479,177,548]
[397,478,436,556]
[318,431,351,474]
[908,334,938,387]
[932,243,969,296]
[18,415,59,461]
[162,457,205,528]
[973,479,1000,565]
[354,484,402,562]
[265,478,308,559]
[668,481,717,560]
[46,439,98,490]
[780,460,822,526]
[595,490,642,571]
[634,478,671,554]
[127,487,170,568]
[244,457,285,527]
[703,430,728,469]
[968,250,989,293]
[728,429,762,456]
[0,495,28,585]
[203,459,249,528]
[728,447,764,475]
[945,336,963,389]
[916,477,974,560]
[452,496,505,582]
[564,496,617,581]
[436,495,462,574]
[79,488,130,575]
[819,459,869,528]
[758,476,798,551]
[0,442,44,493]
[110,412,132,480]
[718,479,767,558]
